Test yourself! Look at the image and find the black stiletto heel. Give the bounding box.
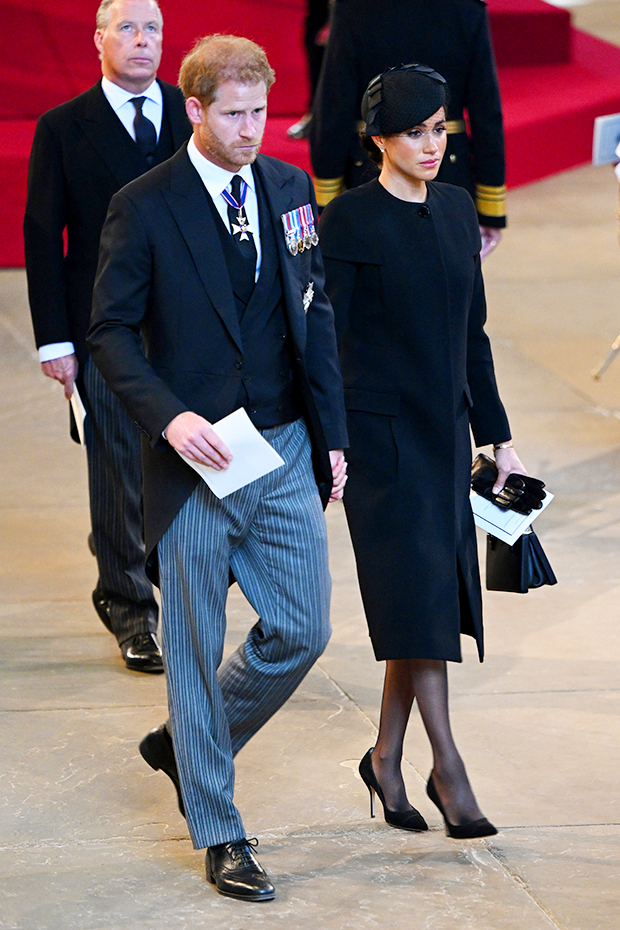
[358,748,428,832]
[426,774,498,839]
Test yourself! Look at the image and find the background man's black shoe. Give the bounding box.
[120,632,164,673]
[139,724,185,817]
[206,839,275,901]
[92,589,114,633]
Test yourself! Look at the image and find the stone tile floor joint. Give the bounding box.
[488,844,567,930]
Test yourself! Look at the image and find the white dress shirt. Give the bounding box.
[101,76,163,141]
[39,78,164,363]
[187,136,261,281]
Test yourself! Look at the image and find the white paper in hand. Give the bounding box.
[70,383,87,449]
[177,407,284,499]
[470,489,554,546]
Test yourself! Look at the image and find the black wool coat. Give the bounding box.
[320,179,510,661]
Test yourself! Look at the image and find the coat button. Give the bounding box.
[243,375,251,383]
[450,154,457,163]
[235,360,243,369]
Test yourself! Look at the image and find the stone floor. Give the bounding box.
[3,2,620,926]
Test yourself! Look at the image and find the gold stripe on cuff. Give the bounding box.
[313,176,344,207]
[475,183,507,218]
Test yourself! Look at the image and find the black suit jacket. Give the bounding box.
[23,79,191,365]
[87,146,348,578]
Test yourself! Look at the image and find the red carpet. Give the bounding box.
[2,1,620,266]
[488,0,571,66]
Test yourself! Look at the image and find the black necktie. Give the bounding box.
[130,96,157,160]
[227,175,258,264]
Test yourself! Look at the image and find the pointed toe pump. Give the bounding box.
[358,748,428,832]
[426,775,498,839]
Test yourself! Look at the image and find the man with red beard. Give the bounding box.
[88,34,347,901]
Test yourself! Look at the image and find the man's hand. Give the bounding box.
[41,354,78,400]
[328,449,347,502]
[492,445,527,494]
[480,226,502,261]
[165,412,233,470]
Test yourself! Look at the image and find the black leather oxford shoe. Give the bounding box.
[120,632,164,673]
[92,591,162,673]
[206,839,275,901]
[139,724,185,817]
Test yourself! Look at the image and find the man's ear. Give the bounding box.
[185,97,204,127]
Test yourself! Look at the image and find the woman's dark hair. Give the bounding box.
[361,132,383,165]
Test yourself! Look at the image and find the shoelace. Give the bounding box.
[227,838,259,868]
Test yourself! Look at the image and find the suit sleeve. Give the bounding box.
[465,8,507,228]
[23,116,72,349]
[87,191,189,445]
[320,194,369,352]
[302,178,349,448]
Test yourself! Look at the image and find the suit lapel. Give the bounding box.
[253,156,309,349]
[159,80,192,149]
[75,82,146,189]
[162,147,243,352]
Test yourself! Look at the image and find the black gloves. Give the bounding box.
[471,453,546,516]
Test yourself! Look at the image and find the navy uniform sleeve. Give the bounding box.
[309,1,359,207]
[465,3,507,228]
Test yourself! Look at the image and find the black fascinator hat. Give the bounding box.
[361,63,447,136]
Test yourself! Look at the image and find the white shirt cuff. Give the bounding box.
[39,342,75,362]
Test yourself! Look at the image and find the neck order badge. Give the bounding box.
[222,176,255,241]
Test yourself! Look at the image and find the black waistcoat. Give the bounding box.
[204,169,300,430]
[109,101,177,178]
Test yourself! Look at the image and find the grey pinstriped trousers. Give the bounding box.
[158,418,332,849]
[83,358,158,643]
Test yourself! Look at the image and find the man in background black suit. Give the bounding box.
[23,0,191,672]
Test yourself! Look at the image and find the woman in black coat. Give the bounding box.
[320,64,526,838]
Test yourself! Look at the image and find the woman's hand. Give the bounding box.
[328,450,347,501]
[492,445,527,494]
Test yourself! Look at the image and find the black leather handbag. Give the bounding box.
[486,529,557,593]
